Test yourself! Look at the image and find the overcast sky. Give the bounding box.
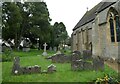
[44,0,102,36]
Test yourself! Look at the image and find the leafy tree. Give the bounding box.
[2,2,22,48]
[2,1,68,50]
[51,22,69,49]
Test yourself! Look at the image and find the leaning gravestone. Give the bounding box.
[42,43,47,56]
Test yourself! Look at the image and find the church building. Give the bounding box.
[72,0,120,59]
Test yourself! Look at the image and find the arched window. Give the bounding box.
[109,18,115,42]
[109,12,115,42]
[115,15,120,42]
[108,9,120,42]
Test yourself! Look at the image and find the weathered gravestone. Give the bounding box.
[22,38,31,52]
[71,51,82,61]
[93,56,104,71]
[12,57,41,75]
[46,54,71,63]
[21,65,41,74]
[71,51,83,71]
[12,57,21,75]
[56,45,61,54]
[47,64,56,73]
[53,47,57,52]
[71,51,104,71]
[71,59,84,71]
[49,47,52,51]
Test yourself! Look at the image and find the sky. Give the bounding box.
[44,0,102,36]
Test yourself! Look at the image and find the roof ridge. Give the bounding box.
[73,1,116,31]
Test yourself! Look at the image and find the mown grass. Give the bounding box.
[2,49,118,82]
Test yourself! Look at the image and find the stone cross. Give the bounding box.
[42,43,48,56]
[43,43,47,52]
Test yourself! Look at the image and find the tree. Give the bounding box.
[2,2,22,48]
[51,22,69,49]
[29,2,51,48]
[2,1,68,50]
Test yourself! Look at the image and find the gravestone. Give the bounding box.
[71,51,81,61]
[93,56,104,71]
[42,43,47,56]
[12,57,21,75]
[83,50,92,60]
[21,65,41,74]
[46,54,71,63]
[72,51,81,56]
[12,57,41,75]
[49,47,52,51]
[83,62,93,70]
[71,51,105,71]
[56,45,61,54]
[56,51,61,54]
[71,59,84,71]
[47,64,56,73]
[22,38,31,52]
[53,47,57,52]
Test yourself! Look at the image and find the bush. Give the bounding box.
[2,47,14,62]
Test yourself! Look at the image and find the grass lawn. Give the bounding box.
[2,49,118,82]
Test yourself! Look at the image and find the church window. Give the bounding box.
[115,15,120,42]
[109,18,115,42]
[109,10,120,43]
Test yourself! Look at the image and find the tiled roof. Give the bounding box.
[73,1,116,31]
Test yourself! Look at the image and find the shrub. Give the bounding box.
[2,47,14,62]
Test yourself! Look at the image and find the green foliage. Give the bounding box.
[2,2,69,49]
[2,47,14,62]
[50,22,69,48]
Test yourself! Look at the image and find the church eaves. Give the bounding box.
[73,1,116,31]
